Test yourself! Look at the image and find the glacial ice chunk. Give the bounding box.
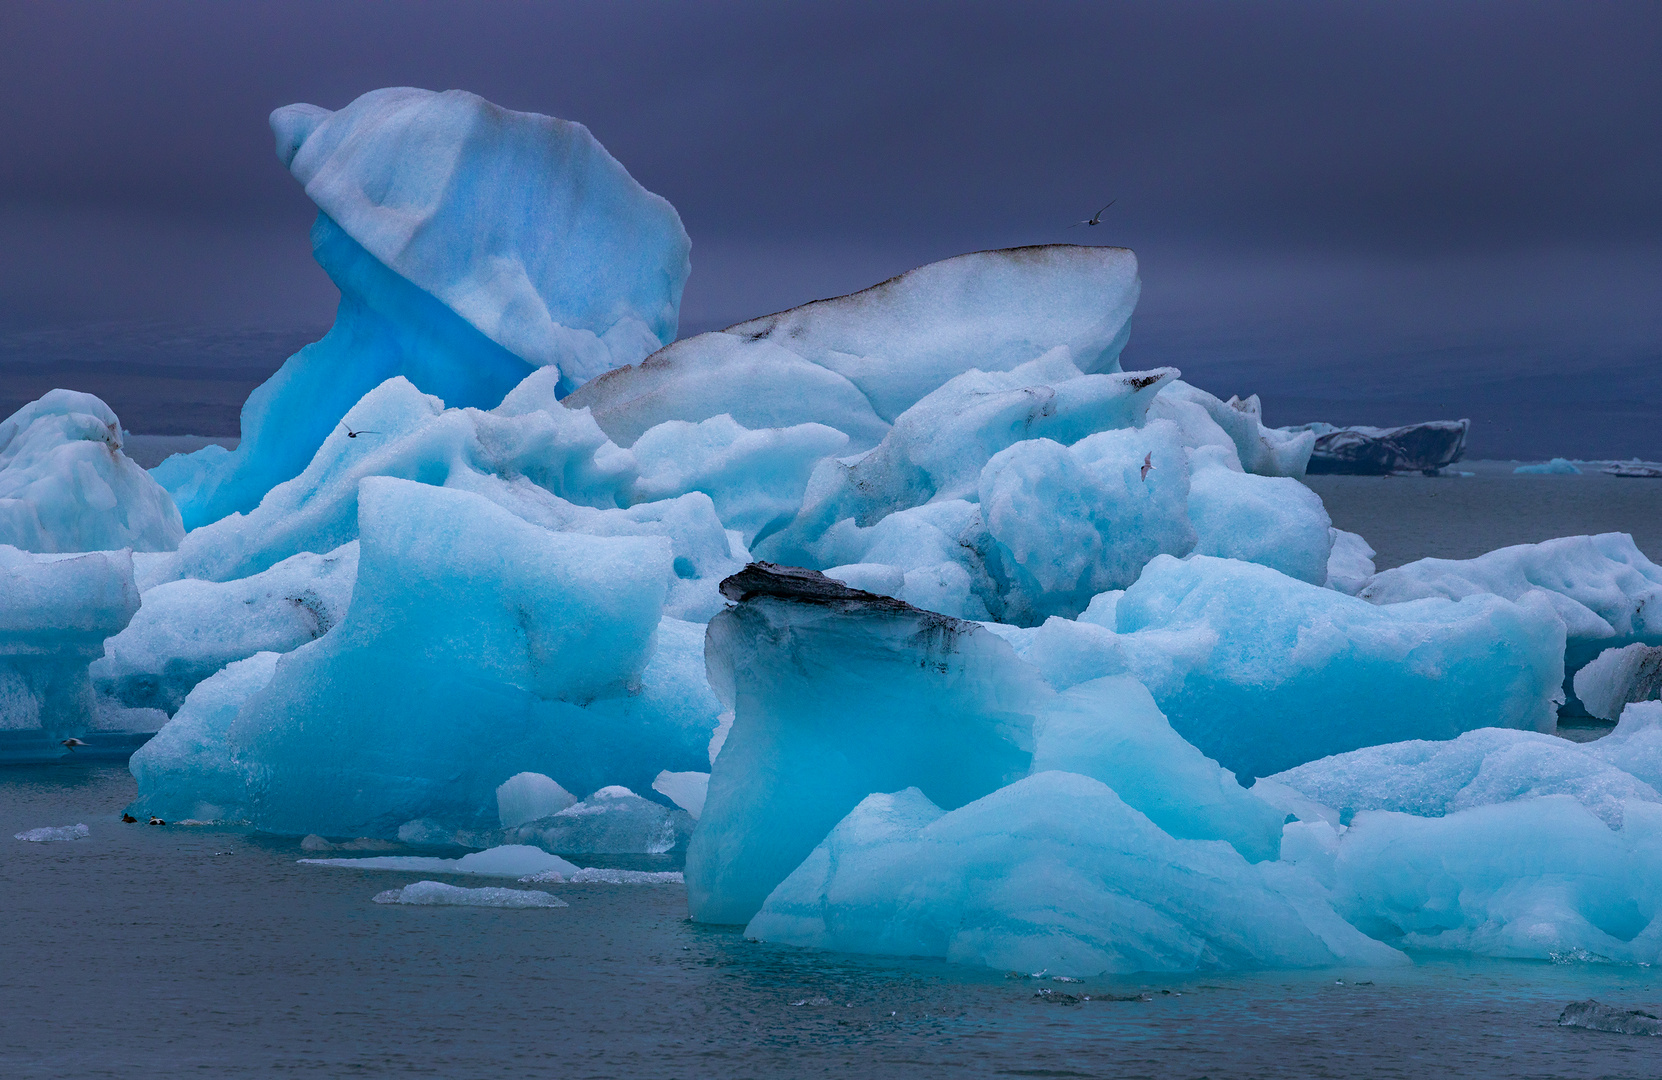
[165,87,690,527]
[496,772,578,829]
[144,479,720,838]
[566,245,1142,450]
[746,773,1404,976]
[687,564,1050,924]
[1325,529,1377,595]
[1031,677,1284,861]
[1268,725,1662,829]
[1157,382,1313,478]
[1331,795,1662,962]
[1559,1000,1662,1036]
[307,845,580,878]
[1573,644,1662,721]
[651,770,709,820]
[0,390,183,553]
[14,824,89,842]
[1020,555,1565,779]
[126,651,280,824]
[1186,447,1332,584]
[372,880,567,908]
[1515,458,1582,475]
[93,543,357,714]
[1,546,139,739]
[503,785,693,854]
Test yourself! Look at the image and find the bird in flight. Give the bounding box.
[1071,200,1116,227]
[61,737,88,752]
[341,423,380,439]
[1140,452,1154,481]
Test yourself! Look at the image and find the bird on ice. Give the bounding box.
[340,423,380,439]
[1140,453,1153,481]
[1071,200,1116,227]
[61,738,88,752]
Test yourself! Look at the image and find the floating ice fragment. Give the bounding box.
[372,880,567,908]
[302,845,580,878]
[14,824,89,842]
[1558,1000,1662,1036]
[520,867,684,884]
[1514,459,1582,475]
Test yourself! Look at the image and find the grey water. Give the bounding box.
[7,467,1662,1078]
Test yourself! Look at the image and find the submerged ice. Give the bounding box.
[0,83,1641,977]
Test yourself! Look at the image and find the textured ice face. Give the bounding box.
[1186,449,1333,584]
[1018,555,1566,780]
[1,545,139,738]
[503,785,694,855]
[162,87,690,529]
[566,245,1142,451]
[746,773,1404,976]
[94,543,357,715]
[133,479,722,838]
[0,390,183,553]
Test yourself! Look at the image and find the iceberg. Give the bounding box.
[1291,419,1469,476]
[1155,382,1314,478]
[502,785,694,854]
[162,87,690,528]
[372,881,567,908]
[496,772,577,829]
[1360,533,1662,713]
[1185,448,1333,585]
[746,773,1404,976]
[0,390,183,553]
[1018,554,1565,779]
[687,564,1049,924]
[1,545,140,742]
[93,543,357,714]
[137,479,723,838]
[1515,458,1582,475]
[565,245,1141,450]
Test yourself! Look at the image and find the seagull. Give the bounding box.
[61,738,88,752]
[340,423,380,439]
[1140,452,1153,481]
[1071,200,1116,227]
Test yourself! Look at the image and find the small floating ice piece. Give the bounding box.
[14,823,89,842]
[1558,1000,1662,1036]
[521,867,684,884]
[1514,458,1581,475]
[302,844,580,878]
[372,880,567,908]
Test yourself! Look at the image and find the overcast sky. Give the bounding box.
[1,1,1658,453]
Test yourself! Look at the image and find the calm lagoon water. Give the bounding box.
[6,465,1662,1078]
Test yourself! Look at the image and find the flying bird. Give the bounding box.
[61,738,88,752]
[341,423,380,439]
[1071,200,1116,227]
[1140,452,1153,481]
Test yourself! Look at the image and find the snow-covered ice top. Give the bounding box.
[565,245,1141,450]
[274,87,690,384]
[0,390,183,553]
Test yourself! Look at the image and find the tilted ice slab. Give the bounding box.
[1013,555,1566,779]
[1360,533,1662,710]
[155,376,741,621]
[1,545,139,739]
[747,774,1404,976]
[162,87,690,528]
[0,390,182,553]
[1266,703,1662,830]
[1575,643,1662,721]
[687,564,1050,924]
[373,881,567,908]
[140,479,723,838]
[565,245,1141,451]
[93,543,357,714]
